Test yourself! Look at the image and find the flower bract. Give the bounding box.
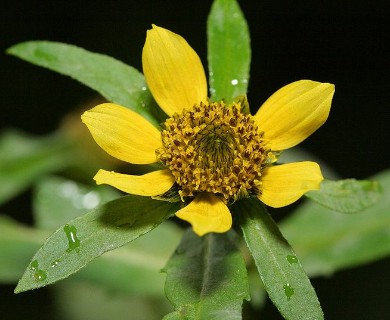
[81,25,335,236]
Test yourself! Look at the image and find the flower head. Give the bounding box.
[81,25,334,236]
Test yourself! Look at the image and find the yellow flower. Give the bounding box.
[81,25,335,236]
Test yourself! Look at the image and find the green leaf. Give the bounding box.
[31,176,182,295]
[207,0,251,103]
[305,179,381,213]
[0,215,182,295]
[15,195,179,293]
[73,220,182,296]
[33,176,120,230]
[234,198,323,320]
[163,229,249,319]
[7,41,166,126]
[280,169,390,276]
[0,130,74,205]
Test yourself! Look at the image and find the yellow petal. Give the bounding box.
[142,25,207,116]
[258,162,323,208]
[175,193,232,236]
[254,80,335,151]
[81,103,162,164]
[94,169,175,196]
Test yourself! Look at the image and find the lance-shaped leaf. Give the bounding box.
[305,179,381,213]
[163,229,249,319]
[0,215,182,296]
[234,198,323,320]
[207,0,251,103]
[280,169,390,276]
[7,41,166,126]
[15,195,179,293]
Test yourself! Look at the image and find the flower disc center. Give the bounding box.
[197,124,235,169]
[157,101,270,201]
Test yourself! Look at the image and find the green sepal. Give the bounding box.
[163,229,249,319]
[15,195,179,293]
[234,198,324,320]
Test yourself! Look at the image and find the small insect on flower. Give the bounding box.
[81,25,334,236]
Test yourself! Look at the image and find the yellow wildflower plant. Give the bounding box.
[81,25,335,236]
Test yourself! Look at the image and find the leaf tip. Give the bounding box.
[5,44,18,56]
[14,281,24,294]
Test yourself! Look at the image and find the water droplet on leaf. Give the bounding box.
[64,224,80,253]
[231,79,238,86]
[51,260,60,268]
[33,269,47,281]
[286,255,298,265]
[30,260,39,271]
[30,260,47,282]
[283,283,295,300]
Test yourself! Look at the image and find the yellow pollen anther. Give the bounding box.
[157,101,271,201]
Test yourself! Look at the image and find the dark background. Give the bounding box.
[1,0,390,319]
